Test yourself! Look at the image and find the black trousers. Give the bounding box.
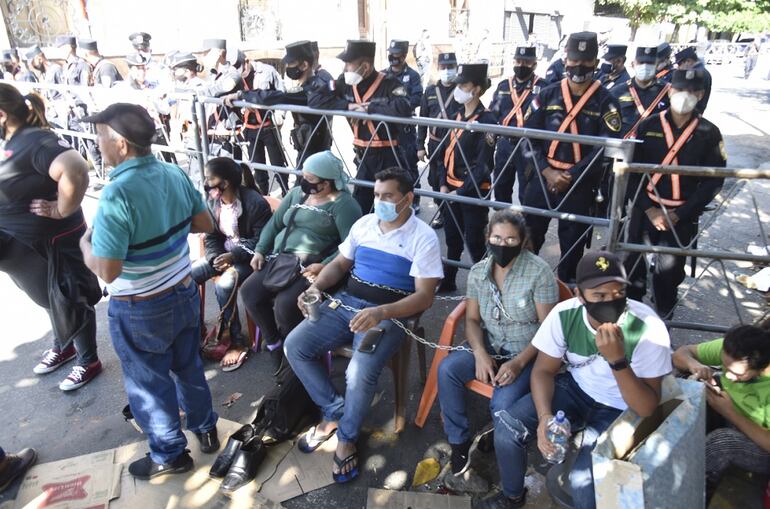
[493,137,531,205]
[624,206,698,318]
[353,147,403,214]
[524,181,594,284]
[399,126,421,199]
[245,127,288,195]
[239,266,309,345]
[0,225,101,365]
[443,199,489,285]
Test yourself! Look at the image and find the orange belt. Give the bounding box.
[242,109,272,130]
[443,112,489,190]
[546,79,602,170]
[646,112,700,207]
[624,83,671,139]
[501,77,539,128]
[351,72,397,148]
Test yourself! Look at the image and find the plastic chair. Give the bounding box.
[414,279,574,427]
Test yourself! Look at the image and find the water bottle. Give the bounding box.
[544,410,571,464]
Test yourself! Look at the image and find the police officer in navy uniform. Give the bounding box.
[611,46,670,139]
[56,35,90,86]
[383,39,424,208]
[437,63,496,292]
[655,42,674,83]
[417,52,459,228]
[674,46,712,113]
[79,39,123,87]
[596,44,630,90]
[624,69,726,319]
[523,31,622,284]
[489,46,542,204]
[309,39,411,213]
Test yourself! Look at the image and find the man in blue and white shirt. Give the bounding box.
[284,167,443,484]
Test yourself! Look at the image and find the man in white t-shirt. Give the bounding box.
[476,251,671,509]
[284,168,444,485]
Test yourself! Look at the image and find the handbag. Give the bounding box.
[261,194,307,292]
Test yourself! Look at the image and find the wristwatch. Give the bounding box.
[608,357,629,371]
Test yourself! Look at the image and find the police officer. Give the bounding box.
[490,46,542,204]
[24,46,64,86]
[309,39,411,213]
[417,52,459,228]
[383,39,424,208]
[674,46,712,113]
[437,63,496,292]
[79,39,123,87]
[128,32,168,88]
[56,36,90,86]
[523,31,622,284]
[655,42,674,83]
[611,46,670,139]
[597,44,630,90]
[543,36,568,85]
[1,50,19,80]
[624,69,726,319]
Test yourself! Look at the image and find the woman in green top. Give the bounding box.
[240,151,362,373]
[672,321,770,499]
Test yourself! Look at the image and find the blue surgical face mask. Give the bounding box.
[374,196,406,222]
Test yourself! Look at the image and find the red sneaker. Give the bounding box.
[59,360,102,391]
[33,346,76,375]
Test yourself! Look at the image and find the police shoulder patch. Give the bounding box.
[392,86,407,97]
[603,105,621,133]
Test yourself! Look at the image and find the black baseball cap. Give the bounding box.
[82,103,156,147]
[576,251,629,289]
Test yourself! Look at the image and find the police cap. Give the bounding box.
[129,32,152,50]
[283,40,314,65]
[675,46,698,64]
[55,35,77,48]
[337,40,376,62]
[635,46,658,64]
[125,52,151,67]
[657,42,672,60]
[514,46,537,61]
[437,52,457,65]
[226,47,245,68]
[25,45,43,61]
[78,38,99,52]
[602,44,628,60]
[671,68,705,91]
[455,63,488,87]
[169,52,199,70]
[0,50,12,63]
[387,39,409,55]
[566,32,598,61]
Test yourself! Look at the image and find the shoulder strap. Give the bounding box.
[624,83,671,139]
[435,85,450,120]
[276,193,309,253]
[353,72,385,104]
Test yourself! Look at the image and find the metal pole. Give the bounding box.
[616,242,770,265]
[191,97,208,190]
[607,161,630,253]
[627,163,770,180]
[665,321,731,334]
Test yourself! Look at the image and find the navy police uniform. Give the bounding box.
[489,46,542,204]
[309,40,411,213]
[655,43,674,84]
[624,69,726,318]
[544,58,565,85]
[674,46,712,113]
[523,32,622,284]
[596,44,630,91]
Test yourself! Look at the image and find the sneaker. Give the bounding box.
[0,448,37,493]
[128,450,193,480]
[33,346,76,374]
[473,489,527,509]
[450,440,472,476]
[59,360,102,391]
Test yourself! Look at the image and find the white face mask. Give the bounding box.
[343,63,365,86]
[670,91,699,115]
[453,86,474,104]
[438,68,456,84]
[635,63,656,81]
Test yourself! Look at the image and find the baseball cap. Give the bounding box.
[82,103,156,147]
[576,251,629,289]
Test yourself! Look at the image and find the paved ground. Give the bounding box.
[1,61,768,508]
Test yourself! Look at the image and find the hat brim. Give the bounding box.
[387,47,406,55]
[578,275,629,289]
[602,51,624,60]
[336,49,353,62]
[635,56,656,64]
[80,111,109,124]
[566,50,596,61]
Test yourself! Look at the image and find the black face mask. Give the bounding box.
[513,65,534,81]
[389,56,404,67]
[565,64,595,84]
[285,65,304,80]
[300,179,322,195]
[204,183,225,200]
[487,242,522,267]
[582,293,627,324]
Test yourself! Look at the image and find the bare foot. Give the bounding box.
[333,441,357,476]
[316,420,338,436]
[220,346,247,368]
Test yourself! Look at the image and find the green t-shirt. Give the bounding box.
[697,338,770,428]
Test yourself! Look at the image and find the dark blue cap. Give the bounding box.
[566,32,598,60]
[337,40,376,62]
[675,46,698,63]
[387,39,409,55]
[602,44,628,60]
[514,46,537,60]
[635,46,657,64]
[437,52,457,65]
[671,68,705,91]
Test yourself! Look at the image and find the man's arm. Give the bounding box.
[80,229,124,283]
[348,276,439,333]
[308,253,354,293]
[190,209,215,234]
[672,344,715,380]
[708,390,770,453]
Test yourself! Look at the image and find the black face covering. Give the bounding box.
[285,65,304,80]
[204,183,225,200]
[582,293,627,324]
[513,65,534,81]
[388,56,403,67]
[487,242,522,268]
[565,64,595,84]
[300,179,322,195]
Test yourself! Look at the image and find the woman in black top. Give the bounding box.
[0,83,102,391]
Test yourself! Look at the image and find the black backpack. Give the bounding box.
[253,364,319,443]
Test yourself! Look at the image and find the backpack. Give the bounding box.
[252,363,319,444]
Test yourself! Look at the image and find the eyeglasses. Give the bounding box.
[488,235,520,247]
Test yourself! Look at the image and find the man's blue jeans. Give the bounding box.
[437,342,533,445]
[108,278,218,464]
[493,372,622,509]
[284,292,406,444]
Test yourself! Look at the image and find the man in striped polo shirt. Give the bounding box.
[79,103,219,480]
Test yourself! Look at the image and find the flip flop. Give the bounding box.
[221,350,248,372]
[332,451,359,484]
[297,425,337,453]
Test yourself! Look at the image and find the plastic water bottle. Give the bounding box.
[544,411,571,464]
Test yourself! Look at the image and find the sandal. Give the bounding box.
[332,451,359,484]
[221,349,248,372]
[297,425,337,453]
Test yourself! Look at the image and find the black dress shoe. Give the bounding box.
[209,424,256,478]
[220,437,266,493]
[0,448,37,493]
[431,217,444,229]
[128,450,193,480]
[195,427,220,454]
